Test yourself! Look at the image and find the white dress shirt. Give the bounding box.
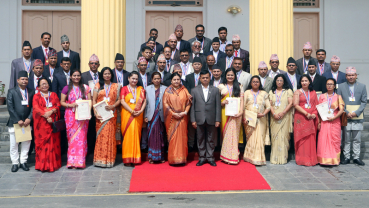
[180,62,190,80]
[41,45,50,59]
[269,69,281,79]
[309,72,316,82]
[287,72,297,91]
[23,57,31,73]
[63,50,70,57]
[64,70,71,84]
[259,75,267,87]
[202,84,209,101]
[234,49,241,57]
[212,50,219,63]
[34,75,42,90]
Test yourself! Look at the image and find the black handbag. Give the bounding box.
[52,112,66,133]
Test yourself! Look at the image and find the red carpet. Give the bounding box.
[129,160,271,192]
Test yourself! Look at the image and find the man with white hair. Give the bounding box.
[189,40,206,67]
[337,67,367,166]
[232,34,250,73]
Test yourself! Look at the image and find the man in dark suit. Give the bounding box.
[204,55,215,77]
[112,53,130,87]
[27,59,46,93]
[322,55,347,86]
[164,24,191,53]
[307,59,327,93]
[205,37,226,65]
[210,65,223,87]
[316,49,331,75]
[167,34,181,62]
[186,57,202,94]
[188,24,212,54]
[133,46,156,73]
[189,40,207,67]
[137,37,160,62]
[137,57,151,89]
[190,70,221,166]
[296,42,318,75]
[10,41,34,89]
[56,34,80,70]
[211,27,232,52]
[164,64,188,90]
[139,28,164,55]
[51,57,71,154]
[284,57,301,91]
[7,71,34,172]
[163,46,179,72]
[43,49,59,83]
[31,32,54,65]
[149,54,169,84]
[232,34,250,73]
[217,44,235,73]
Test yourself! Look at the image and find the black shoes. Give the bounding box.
[20,163,30,171]
[196,160,206,166]
[341,158,350,165]
[353,159,365,166]
[209,161,217,166]
[11,164,19,172]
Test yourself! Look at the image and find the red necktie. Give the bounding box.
[235,50,238,57]
[44,48,49,65]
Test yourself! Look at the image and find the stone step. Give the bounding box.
[0,141,10,152]
[0,105,7,113]
[0,132,9,141]
[0,152,10,163]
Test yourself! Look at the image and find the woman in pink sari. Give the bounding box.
[317,78,344,165]
[60,69,91,168]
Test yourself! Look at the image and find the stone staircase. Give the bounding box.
[1,105,369,163]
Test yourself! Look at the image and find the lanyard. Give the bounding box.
[349,86,355,98]
[214,79,221,87]
[319,62,325,75]
[301,89,310,106]
[287,73,295,88]
[196,37,205,50]
[23,61,31,74]
[331,71,338,81]
[41,91,50,107]
[49,67,54,78]
[208,69,213,79]
[153,43,156,53]
[275,90,284,105]
[20,88,28,101]
[166,61,171,72]
[89,71,98,84]
[310,75,315,82]
[128,85,137,101]
[43,47,49,60]
[226,57,233,68]
[220,41,227,52]
[176,41,181,50]
[252,90,260,104]
[260,76,266,87]
[226,84,233,97]
[141,73,147,88]
[236,70,241,80]
[181,63,188,76]
[147,61,150,69]
[115,69,123,84]
[73,85,81,99]
[327,92,334,111]
[194,73,199,86]
[104,83,111,99]
[171,50,175,59]
[65,72,70,85]
[64,50,70,57]
[303,57,309,73]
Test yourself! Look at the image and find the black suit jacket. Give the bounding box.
[111,69,130,87]
[43,65,62,80]
[209,77,224,86]
[148,70,169,85]
[164,59,179,72]
[56,50,80,70]
[140,42,164,54]
[283,73,301,90]
[31,46,54,64]
[81,70,100,86]
[52,70,69,99]
[185,73,201,94]
[217,57,232,73]
[239,48,250,73]
[311,73,327,93]
[27,73,49,91]
[137,72,151,89]
[7,86,34,127]
[205,50,226,64]
[164,39,191,53]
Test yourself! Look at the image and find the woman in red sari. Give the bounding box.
[293,74,319,166]
[32,77,61,172]
[163,72,192,165]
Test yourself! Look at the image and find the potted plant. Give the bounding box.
[0,82,5,105]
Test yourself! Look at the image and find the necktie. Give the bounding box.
[44,48,49,65]
[167,61,170,72]
[235,50,238,57]
[94,73,98,81]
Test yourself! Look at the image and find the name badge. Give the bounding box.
[35,90,38,94]
[305,104,310,109]
[48,103,53,107]
[49,77,53,80]
[130,99,135,104]
[104,97,110,102]
[349,97,355,102]
[275,103,280,107]
[253,104,259,109]
[78,98,82,101]
[200,50,203,54]
[21,100,28,105]
[336,84,339,89]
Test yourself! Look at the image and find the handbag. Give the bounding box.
[341,111,347,127]
[52,112,66,133]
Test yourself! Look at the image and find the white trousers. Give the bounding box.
[9,127,31,165]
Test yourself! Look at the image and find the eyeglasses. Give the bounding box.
[225,49,233,52]
[194,46,201,48]
[180,54,189,57]
[326,84,335,86]
[89,62,99,65]
[271,61,279,64]
[287,64,295,67]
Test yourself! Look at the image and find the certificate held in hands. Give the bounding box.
[75,100,92,120]
[93,100,114,122]
[225,97,240,116]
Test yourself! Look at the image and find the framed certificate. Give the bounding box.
[75,100,92,120]
[225,97,240,116]
[93,100,114,123]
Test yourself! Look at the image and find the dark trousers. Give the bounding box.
[87,115,97,154]
[60,110,68,155]
[197,122,217,162]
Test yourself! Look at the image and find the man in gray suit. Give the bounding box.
[258,61,273,93]
[191,70,221,166]
[337,67,367,166]
[266,54,286,79]
[132,46,156,73]
[188,24,212,54]
[316,49,331,75]
[296,42,318,75]
[9,41,34,89]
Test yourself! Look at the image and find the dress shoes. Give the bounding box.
[11,164,19,172]
[209,161,217,166]
[20,163,30,171]
[340,158,350,165]
[353,159,365,166]
[196,160,206,166]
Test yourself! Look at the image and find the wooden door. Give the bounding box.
[23,11,81,54]
[52,11,81,54]
[293,13,319,59]
[22,11,53,49]
[146,11,203,45]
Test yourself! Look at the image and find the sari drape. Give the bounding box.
[218,84,244,164]
[317,93,344,165]
[121,86,146,164]
[147,88,165,161]
[243,90,271,165]
[33,92,61,172]
[269,89,294,165]
[65,84,90,168]
[93,83,121,167]
[293,89,319,166]
[163,85,192,165]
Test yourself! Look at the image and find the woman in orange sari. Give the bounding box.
[163,72,192,165]
[92,67,121,168]
[120,71,147,166]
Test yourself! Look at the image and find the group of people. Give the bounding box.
[7,24,367,173]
